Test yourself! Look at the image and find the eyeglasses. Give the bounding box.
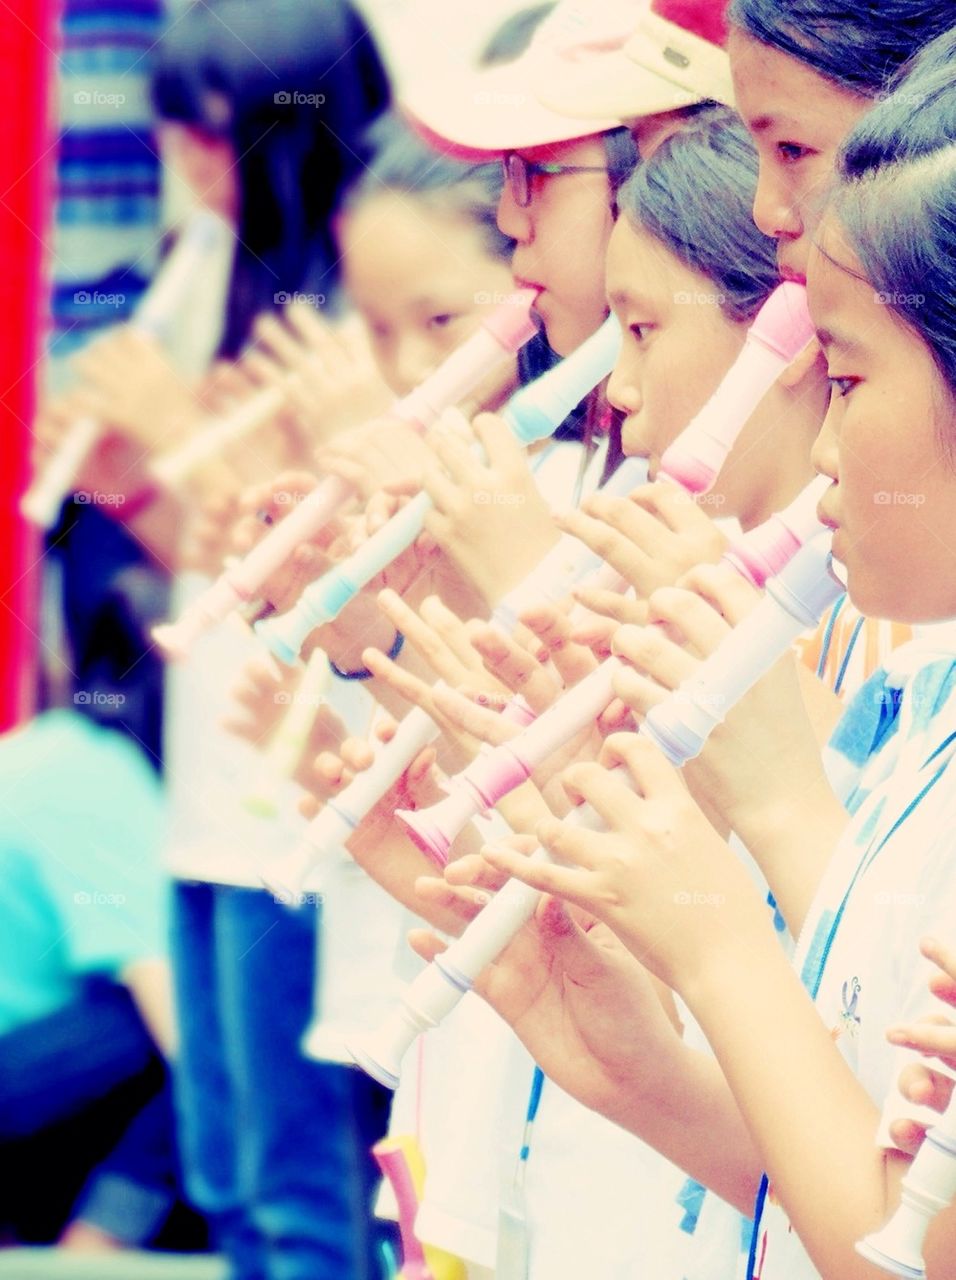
[501,151,610,208]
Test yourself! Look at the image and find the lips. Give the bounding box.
[816,499,839,532]
[778,265,807,286]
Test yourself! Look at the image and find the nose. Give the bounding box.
[390,333,437,397]
[606,358,641,419]
[752,167,803,243]
[497,181,532,244]
[810,403,839,485]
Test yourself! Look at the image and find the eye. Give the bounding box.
[427,313,458,331]
[777,141,813,164]
[827,375,857,399]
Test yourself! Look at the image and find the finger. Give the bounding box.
[339,737,375,773]
[481,839,593,900]
[430,684,517,748]
[467,625,556,712]
[601,732,683,799]
[571,587,645,630]
[629,479,704,534]
[887,1117,929,1157]
[611,664,671,720]
[419,595,488,676]
[922,936,956,994]
[520,603,596,687]
[557,507,655,589]
[612,622,696,690]
[674,562,762,630]
[362,646,437,713]
[311,751,352,791]
[896,1061,955,1112]
[408,927,450,963]
[377,589,462,683]
[415,875,490,916]
[886,1018,956,1064]
[444,852,511,893]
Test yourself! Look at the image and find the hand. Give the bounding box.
[483,733,775,995]
[223,656,348,793]
[249,305,393,445]
[556,479,727,602]
[420,412,560,606]
[72,326,201,454]
[410,846,686,1121]
[886,937,956,1154]
[609,563,842,933]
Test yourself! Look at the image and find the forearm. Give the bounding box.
[724,778,846,936]
[685,937,906,1279]
[600,1040,764,1215]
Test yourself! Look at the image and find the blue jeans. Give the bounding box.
[0,980,185,1245]
[169,882,390,1280]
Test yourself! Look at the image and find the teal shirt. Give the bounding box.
[0,711,168,1036]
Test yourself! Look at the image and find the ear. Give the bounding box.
[778,335,823,390]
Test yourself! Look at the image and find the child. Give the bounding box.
[472,49,956,1279]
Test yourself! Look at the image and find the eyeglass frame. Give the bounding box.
[501,151,611,208]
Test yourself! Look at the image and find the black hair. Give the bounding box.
[829,33,956,404]
[152,0,389,357]
[618,106,779,323]
[728,0,956,97]
[341,115,514,264]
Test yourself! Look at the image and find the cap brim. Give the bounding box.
[534,46,708,120]
[534,12,734,122]
[400,57,624,157]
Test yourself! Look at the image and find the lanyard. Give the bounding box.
[747,728,956,1279]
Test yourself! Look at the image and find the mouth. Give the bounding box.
[816,500,839,532]
[778,265,808,287]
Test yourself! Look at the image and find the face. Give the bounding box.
[158,123,239,221]
[497,137,616,356]
[338,194,518,398]
[728,30,869,284]
[810,216,956,622]
[605,217,753,498]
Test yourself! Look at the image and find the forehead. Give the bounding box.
[727,28,867,138]
[605,216,693,305]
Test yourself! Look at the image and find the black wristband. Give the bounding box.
[328,629,404,681]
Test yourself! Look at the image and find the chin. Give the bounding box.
[539,304,606,358]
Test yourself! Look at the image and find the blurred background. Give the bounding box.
[0,2,539,1276]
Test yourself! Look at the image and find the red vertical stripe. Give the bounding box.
[0,1,57,730]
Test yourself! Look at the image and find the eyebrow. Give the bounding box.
[816,326,858,353]
[607,288,653,312]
